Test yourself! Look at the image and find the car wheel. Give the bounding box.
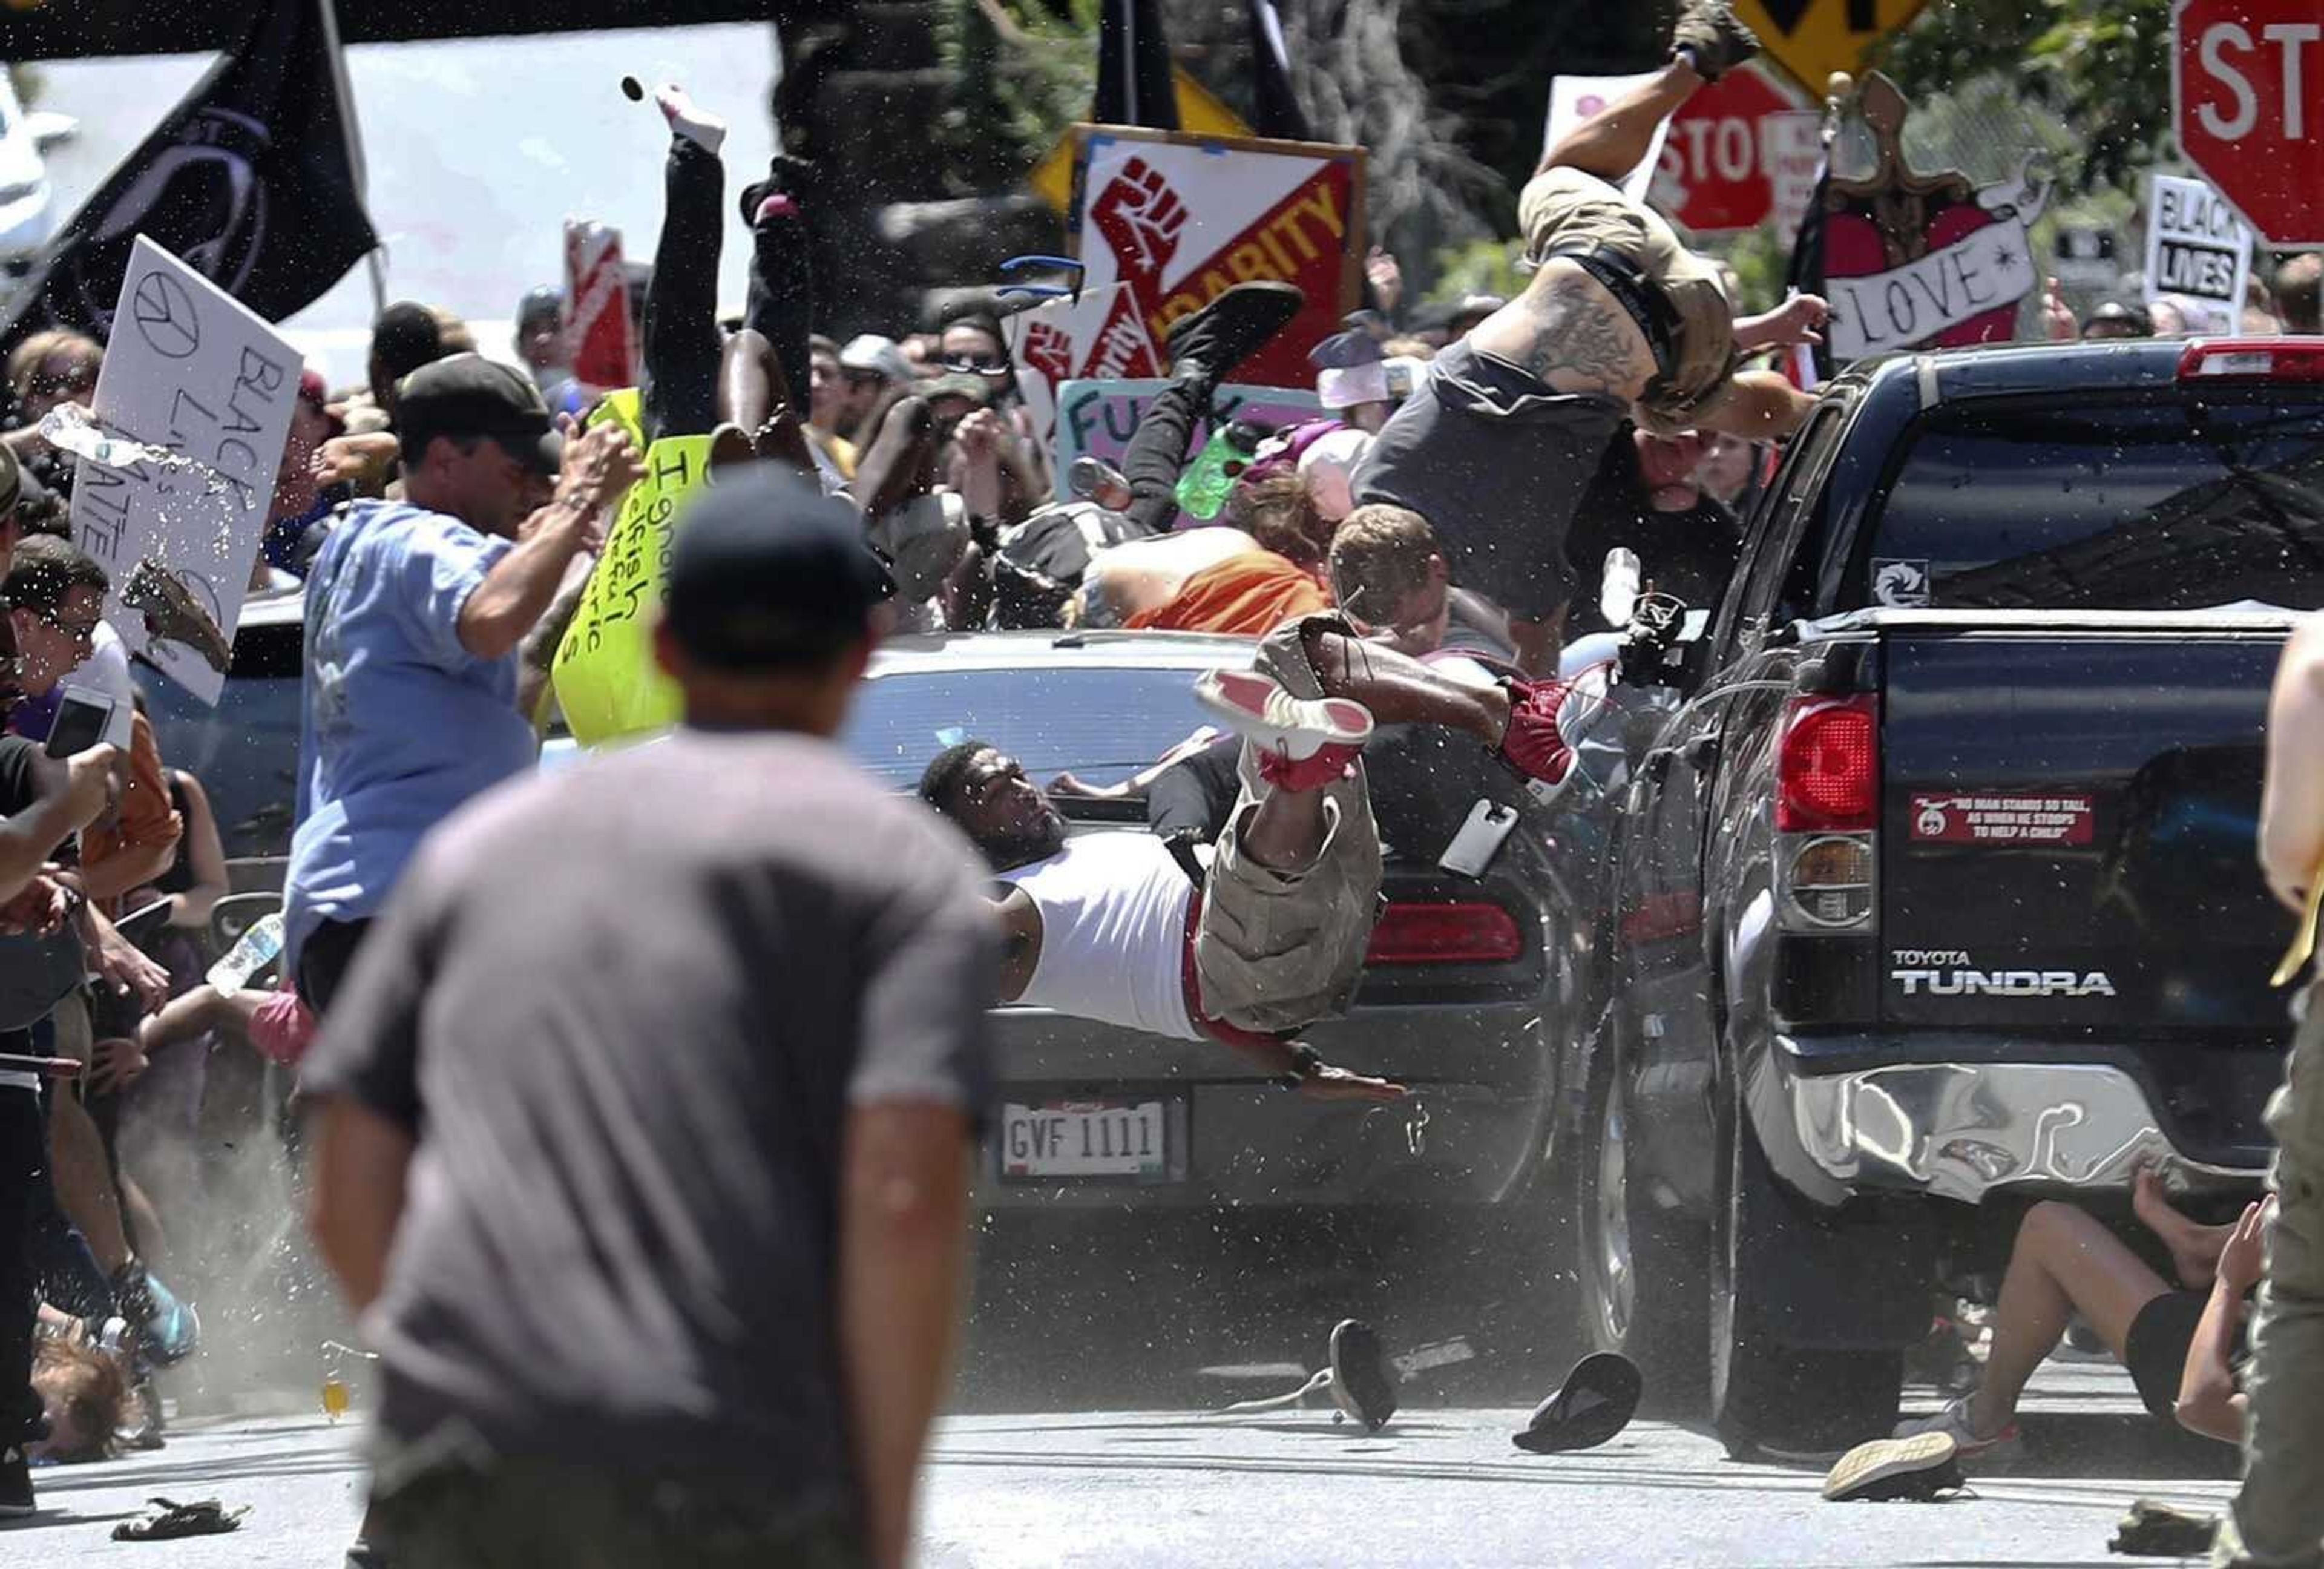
[1576,1038,1705,1408]
[1707,1074,1902,1459]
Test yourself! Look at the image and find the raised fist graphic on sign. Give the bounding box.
[1021,320,1075,386]
[1091,157,1188,291]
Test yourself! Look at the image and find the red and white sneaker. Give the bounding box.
[1195,668,1372,791]
[655,82,727,154]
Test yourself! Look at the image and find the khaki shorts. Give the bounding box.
[1193,614,1385,1036]
[1517,167,1736,424]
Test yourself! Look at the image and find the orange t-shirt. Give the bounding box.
[1126,551,1330,636]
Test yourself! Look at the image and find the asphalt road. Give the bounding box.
[5,1364,2241,1567]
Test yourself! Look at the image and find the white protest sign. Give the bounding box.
[1544,75,1670,205]
[2144,173,2252,329]
[69,235,298,705]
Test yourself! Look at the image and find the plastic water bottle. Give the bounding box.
[207,912,284,998]
[1173,418,1272,521]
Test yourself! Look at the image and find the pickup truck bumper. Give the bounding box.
[1766,1034,2267,1207]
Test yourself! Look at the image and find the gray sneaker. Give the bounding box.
[1670,0,1759,81]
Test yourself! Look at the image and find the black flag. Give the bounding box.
[1093,0,1179,130]
[0,0,378,354]
[1245,0,1313,142]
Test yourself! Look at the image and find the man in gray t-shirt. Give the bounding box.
[305,469,994,1569]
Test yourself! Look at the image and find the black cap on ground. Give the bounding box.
[664,464,894,672]
[395,353,562,476]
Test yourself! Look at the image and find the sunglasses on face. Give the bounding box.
[940,352,1011,376]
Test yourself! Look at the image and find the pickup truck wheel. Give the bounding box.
[1577,1045,1705,1407]
[1708,1086,1902,1458]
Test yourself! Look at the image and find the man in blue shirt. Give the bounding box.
[286,355,642,1016]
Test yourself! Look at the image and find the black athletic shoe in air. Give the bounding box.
[1822,1432,1966,1503]
[1513,1352,1642,1454]
[1670,0,1760,81]
[1164,281,1305,383]
[1327,1318,1397,1433]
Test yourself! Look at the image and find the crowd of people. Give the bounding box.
[2,1,2324,1565]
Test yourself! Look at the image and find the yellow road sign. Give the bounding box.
[1733,0,1931,97]
[1031,69,1252,211]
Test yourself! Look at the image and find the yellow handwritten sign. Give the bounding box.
[551,396,707,745]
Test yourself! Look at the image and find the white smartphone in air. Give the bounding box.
[1439,798,1518,878]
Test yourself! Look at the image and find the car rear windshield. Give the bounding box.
[1861,395,2324,611]
[843,665,1211,791]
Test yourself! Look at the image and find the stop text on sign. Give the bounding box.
[2189,18,2322,139]
[2173,0,2324,245]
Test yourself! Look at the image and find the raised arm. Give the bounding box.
[458,423,642,663]
[2262,617,2324,911]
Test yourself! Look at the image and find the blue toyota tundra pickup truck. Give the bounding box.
[1566,336,2320,1455]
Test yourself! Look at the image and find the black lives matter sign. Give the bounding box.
[2145,173,2251,315]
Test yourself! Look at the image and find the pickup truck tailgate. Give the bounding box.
[1879,623,2286,1035]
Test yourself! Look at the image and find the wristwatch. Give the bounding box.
[1275,1042,1324,1091]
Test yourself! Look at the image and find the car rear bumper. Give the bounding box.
[974,1077,1543,1210]
[1768,1034,2268,1206]
[974,1002,1555,1211]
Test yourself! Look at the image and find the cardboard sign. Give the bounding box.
[1821,76,2048,361]
[1543,75,1670,205]
[2144,173,2252,328]
[1069,126,1364,391]
[1007,282,1161,458]
[68,235,298,705]
[550,390,701,745]
[1911,792,2095,846]
[1051,378,1322,524]
[564,220,635,392]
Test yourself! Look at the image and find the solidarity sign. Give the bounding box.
[1069,127,1365,391]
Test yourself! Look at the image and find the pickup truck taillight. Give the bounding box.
[1775,695,1877,933]
[1365,901,1523,965]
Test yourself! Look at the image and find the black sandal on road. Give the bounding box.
[111,1496,247,1541]
[1513,1352,1642,1454]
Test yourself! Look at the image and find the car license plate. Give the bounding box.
[1000,1099,1170,1180]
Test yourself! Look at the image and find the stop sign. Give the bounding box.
[2173,0,2324,245]
[1651,64,1811,233]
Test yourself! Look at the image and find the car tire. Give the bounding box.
[1576,1033,1707,1410]
[1708,1074,1902,1459]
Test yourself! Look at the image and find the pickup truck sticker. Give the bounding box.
[1871,559,1931,607]
[1911,792,2095,846]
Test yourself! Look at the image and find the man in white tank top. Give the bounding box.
[919,611,1582,1099]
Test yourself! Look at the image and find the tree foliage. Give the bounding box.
[1876,0,2174,191]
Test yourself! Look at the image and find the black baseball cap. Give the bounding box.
[396,353,562,476]
[664,465,894,671]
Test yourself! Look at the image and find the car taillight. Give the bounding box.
[2177,337,2324,381]
[1775,695,1878,832]
[1365,901,1523,965]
